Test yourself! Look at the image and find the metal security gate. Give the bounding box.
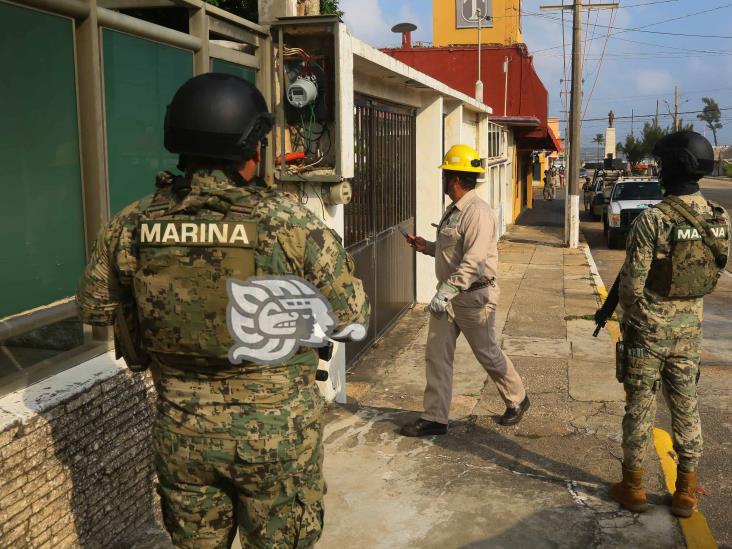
[345,95,416,365]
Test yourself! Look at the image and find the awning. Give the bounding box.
[488,116,540,127]
[516,125,562,153]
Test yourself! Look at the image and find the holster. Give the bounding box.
[615,341,626,383]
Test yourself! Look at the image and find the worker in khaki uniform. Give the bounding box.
[401,145,529,437]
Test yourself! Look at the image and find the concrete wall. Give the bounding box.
[0,355,160,548]
[415,95,445,303]
[0,19,505,549]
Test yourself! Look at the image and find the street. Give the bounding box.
[578,177,732,548]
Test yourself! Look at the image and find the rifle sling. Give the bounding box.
[115,306,141,364]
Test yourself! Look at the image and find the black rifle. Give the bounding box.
[593,276,620,337]
[113,300,151,371]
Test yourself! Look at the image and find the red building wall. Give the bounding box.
[382,44,550,141]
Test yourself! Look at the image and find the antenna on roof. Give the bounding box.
[391,22,417,49]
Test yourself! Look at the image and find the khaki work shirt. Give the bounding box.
[425,190,500,306]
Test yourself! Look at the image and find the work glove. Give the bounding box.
[428,282,460,318]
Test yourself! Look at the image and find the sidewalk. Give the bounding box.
[319,221,685,547]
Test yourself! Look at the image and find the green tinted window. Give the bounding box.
[102,29,193,213]
[212,58,256,84]
[0,2,85,319]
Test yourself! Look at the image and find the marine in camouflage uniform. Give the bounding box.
[609,131,730,517]
[618,194,729,472]
[77,74,369,548]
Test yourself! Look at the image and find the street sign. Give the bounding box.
[456,0,493,28]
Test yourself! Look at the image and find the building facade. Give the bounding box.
[383,0,561,222]
[0,3,505,546]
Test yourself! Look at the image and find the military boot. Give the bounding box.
[608,466,651,513]
[671,470,698,518]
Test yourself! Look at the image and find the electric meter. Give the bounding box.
[322,181,353,206]
[286,78,318,108]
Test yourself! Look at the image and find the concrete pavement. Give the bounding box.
[319,201,685,548]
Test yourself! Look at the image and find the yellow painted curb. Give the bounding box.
[653,428,718,549]
[589,252,718,548]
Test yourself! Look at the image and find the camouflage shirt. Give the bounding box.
[619,192,730,339]
[77,169,370,437]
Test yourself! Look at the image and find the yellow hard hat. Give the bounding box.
[438,144,485,173]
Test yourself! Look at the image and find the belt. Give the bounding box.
[465,278,496,292]
[152,352,233,368]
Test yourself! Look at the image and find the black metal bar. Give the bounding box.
[345,94,417,365]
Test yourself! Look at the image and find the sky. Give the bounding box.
[339,0,732,148]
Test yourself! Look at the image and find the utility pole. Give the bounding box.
[674,85,679,131]
[541,1,618,248]
[655,100,659,128]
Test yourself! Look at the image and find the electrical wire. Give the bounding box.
[528,2,732,55]
[486,0,678,21]
[551,4,732,38]
[560,0,569,131]
[581,6,592,69]
[582,106,732,122]
[582,8,617,122]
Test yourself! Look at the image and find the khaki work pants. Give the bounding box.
[422,304,526,424]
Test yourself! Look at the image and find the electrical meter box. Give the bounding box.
[270,16,354,183]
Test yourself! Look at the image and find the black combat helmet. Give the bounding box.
[653,131,715,181]
[164,73,274,162]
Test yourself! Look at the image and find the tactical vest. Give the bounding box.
[133,184,268,361]
[646,197,729,298]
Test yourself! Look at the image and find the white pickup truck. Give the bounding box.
[603,177,664,248]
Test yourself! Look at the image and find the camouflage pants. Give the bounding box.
[621,327,703,473]
[152,423,325,549]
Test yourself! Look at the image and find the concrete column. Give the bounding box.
[189,6,210,75]
[444,103,463,148]
[476,113,489,160]
[258,0,298,25]
[415,94,444,304]
[75,0,108,252]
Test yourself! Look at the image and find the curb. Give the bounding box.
[580,242,621,344]
[580,240,718,549]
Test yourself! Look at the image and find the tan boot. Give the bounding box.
[671,470,698,518]
[608,466,651,513]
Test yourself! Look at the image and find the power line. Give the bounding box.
[489,0,677,19]
[582,7,616,121]
[608,29,732,39]
[606,35,732,55]
[618,0,680,7]
[527,3,732,52]
[560,1,570,126]
[541,50,732,59]
[582,106,732,122]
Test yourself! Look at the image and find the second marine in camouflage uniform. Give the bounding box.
[618,194,729,472]
[609,131,730,518]
[77,74,369,548]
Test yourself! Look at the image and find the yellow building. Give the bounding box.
[546,116,564,162]
[433,0,522,47]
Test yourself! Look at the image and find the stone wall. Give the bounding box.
[0,358,163,548]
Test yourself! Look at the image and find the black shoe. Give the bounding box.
[498,395,530,426]
[400,418,448,437]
